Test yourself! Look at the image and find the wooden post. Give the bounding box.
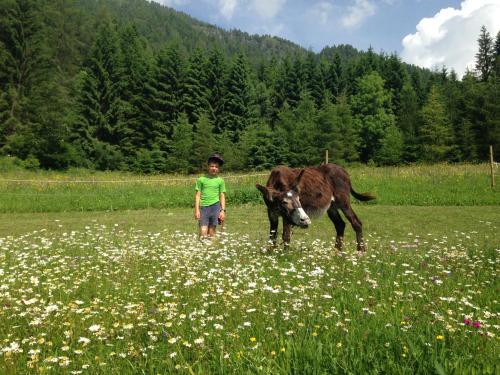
[490,145,495,188]
[325,150,328,164]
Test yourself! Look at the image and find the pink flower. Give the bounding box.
[464,319,471,326]
[472,321,481,328]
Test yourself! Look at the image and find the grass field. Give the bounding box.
[0,163,498,212]
[0,164,498,374]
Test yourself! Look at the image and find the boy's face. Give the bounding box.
[208,162,220,176]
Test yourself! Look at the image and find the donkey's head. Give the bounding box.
[256,169,311,228]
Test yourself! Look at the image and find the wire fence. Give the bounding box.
[0,172,269,185]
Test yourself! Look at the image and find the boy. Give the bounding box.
[194,154,226,239]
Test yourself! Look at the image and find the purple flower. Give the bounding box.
[472,321,481,328]
[464,319,471,326]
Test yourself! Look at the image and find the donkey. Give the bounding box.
[256,164,375,251]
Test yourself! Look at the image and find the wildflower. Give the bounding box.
[472,321,481,328]
[436,335,444,341]
[336,342,342,348]
[88,324,101,333]
[249,337,256,342]
[78,337,90,346]
[271,351,276,356]
[312,332,318,337]
[464,319,471,326]
[280,347,286,352]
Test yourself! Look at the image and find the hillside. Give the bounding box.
[0,0,498,172]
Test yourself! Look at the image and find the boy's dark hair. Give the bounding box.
[207,153,224,165]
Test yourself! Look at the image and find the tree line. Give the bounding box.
[1,0,499,173]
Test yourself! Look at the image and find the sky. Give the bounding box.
[154,0,500,77]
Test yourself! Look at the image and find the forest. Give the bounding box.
[1,0,499,173]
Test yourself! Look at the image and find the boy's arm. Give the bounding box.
[194,191,201,220]
[218,192,226,221]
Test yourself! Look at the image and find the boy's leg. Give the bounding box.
[207,225,216,237]
[199,225,209,238]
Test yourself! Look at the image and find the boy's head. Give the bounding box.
[207,154,224,175]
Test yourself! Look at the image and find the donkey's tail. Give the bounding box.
[350,188,376,201]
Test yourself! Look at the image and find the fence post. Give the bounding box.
[490,145,495,188]
[325,150,328,164]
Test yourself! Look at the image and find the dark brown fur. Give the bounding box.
[256,164,375,251]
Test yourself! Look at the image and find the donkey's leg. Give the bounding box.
[268,209,279,247]
[327,205,346,251]
[339,204,366,252]
[282,222,292,249]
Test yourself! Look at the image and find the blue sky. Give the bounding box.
[155,0,500,76]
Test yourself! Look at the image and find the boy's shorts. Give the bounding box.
[199,202,221,227]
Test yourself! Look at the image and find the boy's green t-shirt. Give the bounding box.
[195,176,226,207]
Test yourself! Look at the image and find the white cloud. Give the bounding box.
[341,0,376,28]
[250,0,286,19]
[401,0,500,77]
[218,0,239,20]
[309,1,334,26]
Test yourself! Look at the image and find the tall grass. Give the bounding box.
[0,164,498,213]
[0,214,497,374]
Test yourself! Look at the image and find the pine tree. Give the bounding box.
[276,92,317,166]
[418,86,455,162]
[376,123,404,165]
[205,47,227,133]
[335,95,359,162]
[192,112,217,171]
[167,113,193,173]
[116,23,154,163]
[0,0,68,167]
[324,52,344,100]
[475,25,494,82]
[144,43,184,149]
[240,121,288,170]
[494,30,500,77]
[221,53,253,142]
[397,82,420,162]
[382,53,408,113]
[350,71,396,163]
[70,19,123,169]
[182,49,209,124]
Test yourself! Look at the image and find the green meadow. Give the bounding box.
[0,164,498,374]
[0,163,498,213]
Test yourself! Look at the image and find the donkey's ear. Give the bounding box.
[291,169,306,194]
[256,184,273,202]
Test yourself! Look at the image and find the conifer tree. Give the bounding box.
[240,121,288,170]
[70,19,123,168]
[205,47,227,133]
[494,30,500,76]
[313,99,354,164]
[304,53,326,108]
[397,82,420,162]
[0,0,68,167]
[192,112,217,171]
[475,25,494,82]
[167,113,193,173]
[182,49,209,124]
[324,52,344,100]
[350,71,396,163]
[144,43,184,150]
[418,86,455,162]
[382,53,408,113]
[221,53,253,141]
[276,92,317,166]
[376,123,404,165]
